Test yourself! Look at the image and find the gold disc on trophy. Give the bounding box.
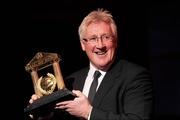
[37,73,57,95]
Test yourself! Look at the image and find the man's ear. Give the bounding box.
[80,40,86,51]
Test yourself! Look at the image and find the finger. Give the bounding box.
[29,114,34,119]
[72,90,82,97]
[31,94,40,100]
[29,99,33,104]
[29,94,40,104]
[55,105,67,109]
[55,102,70,109]
[56,100,71,106]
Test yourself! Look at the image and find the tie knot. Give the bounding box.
[94,70,101,79]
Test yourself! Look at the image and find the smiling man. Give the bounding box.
[29,8,153,120]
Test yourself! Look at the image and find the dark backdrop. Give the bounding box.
[8,1,179,120]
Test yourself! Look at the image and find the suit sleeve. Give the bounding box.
[90,68,153,120]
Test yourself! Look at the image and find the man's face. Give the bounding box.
[80,21,117,71]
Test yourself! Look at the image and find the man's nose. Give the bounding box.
[96,37,105,47]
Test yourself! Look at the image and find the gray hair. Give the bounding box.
[78,8,118,41]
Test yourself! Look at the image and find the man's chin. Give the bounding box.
[98,64,111,71]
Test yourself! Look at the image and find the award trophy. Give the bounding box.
[24,52,75,116]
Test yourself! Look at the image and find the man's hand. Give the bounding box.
[28,94,40,119]
[29,94,40,104]
[55,90,92,119]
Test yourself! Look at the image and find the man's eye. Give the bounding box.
[104,35,110,39]
[89,37,97,41]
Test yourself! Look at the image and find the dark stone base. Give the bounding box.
[24,88,75,116]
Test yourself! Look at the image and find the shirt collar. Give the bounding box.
[89,62,106,78]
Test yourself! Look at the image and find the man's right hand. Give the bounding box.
[29,94,40,104]
[28,94,40,119]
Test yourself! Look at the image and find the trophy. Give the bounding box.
[24,52,75,116]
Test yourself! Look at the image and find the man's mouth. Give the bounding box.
[95,51,107,55]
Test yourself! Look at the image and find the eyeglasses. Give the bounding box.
[83,34,114,44]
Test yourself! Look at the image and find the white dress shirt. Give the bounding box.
[82,62,106,97]
[82,62,106,120]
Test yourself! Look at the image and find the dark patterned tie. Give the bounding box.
[88,70,101,103]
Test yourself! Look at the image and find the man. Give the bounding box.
[29,8,153,120]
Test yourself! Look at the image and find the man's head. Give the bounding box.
[78,8,118,71]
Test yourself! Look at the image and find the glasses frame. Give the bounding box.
[83,34,114,44]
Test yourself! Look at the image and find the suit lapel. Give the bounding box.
[73,68,89,91]
[93,60,122,107]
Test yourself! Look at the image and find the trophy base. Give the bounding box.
[24,88,75,116]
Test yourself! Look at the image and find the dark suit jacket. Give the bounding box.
[54,59,153,120]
